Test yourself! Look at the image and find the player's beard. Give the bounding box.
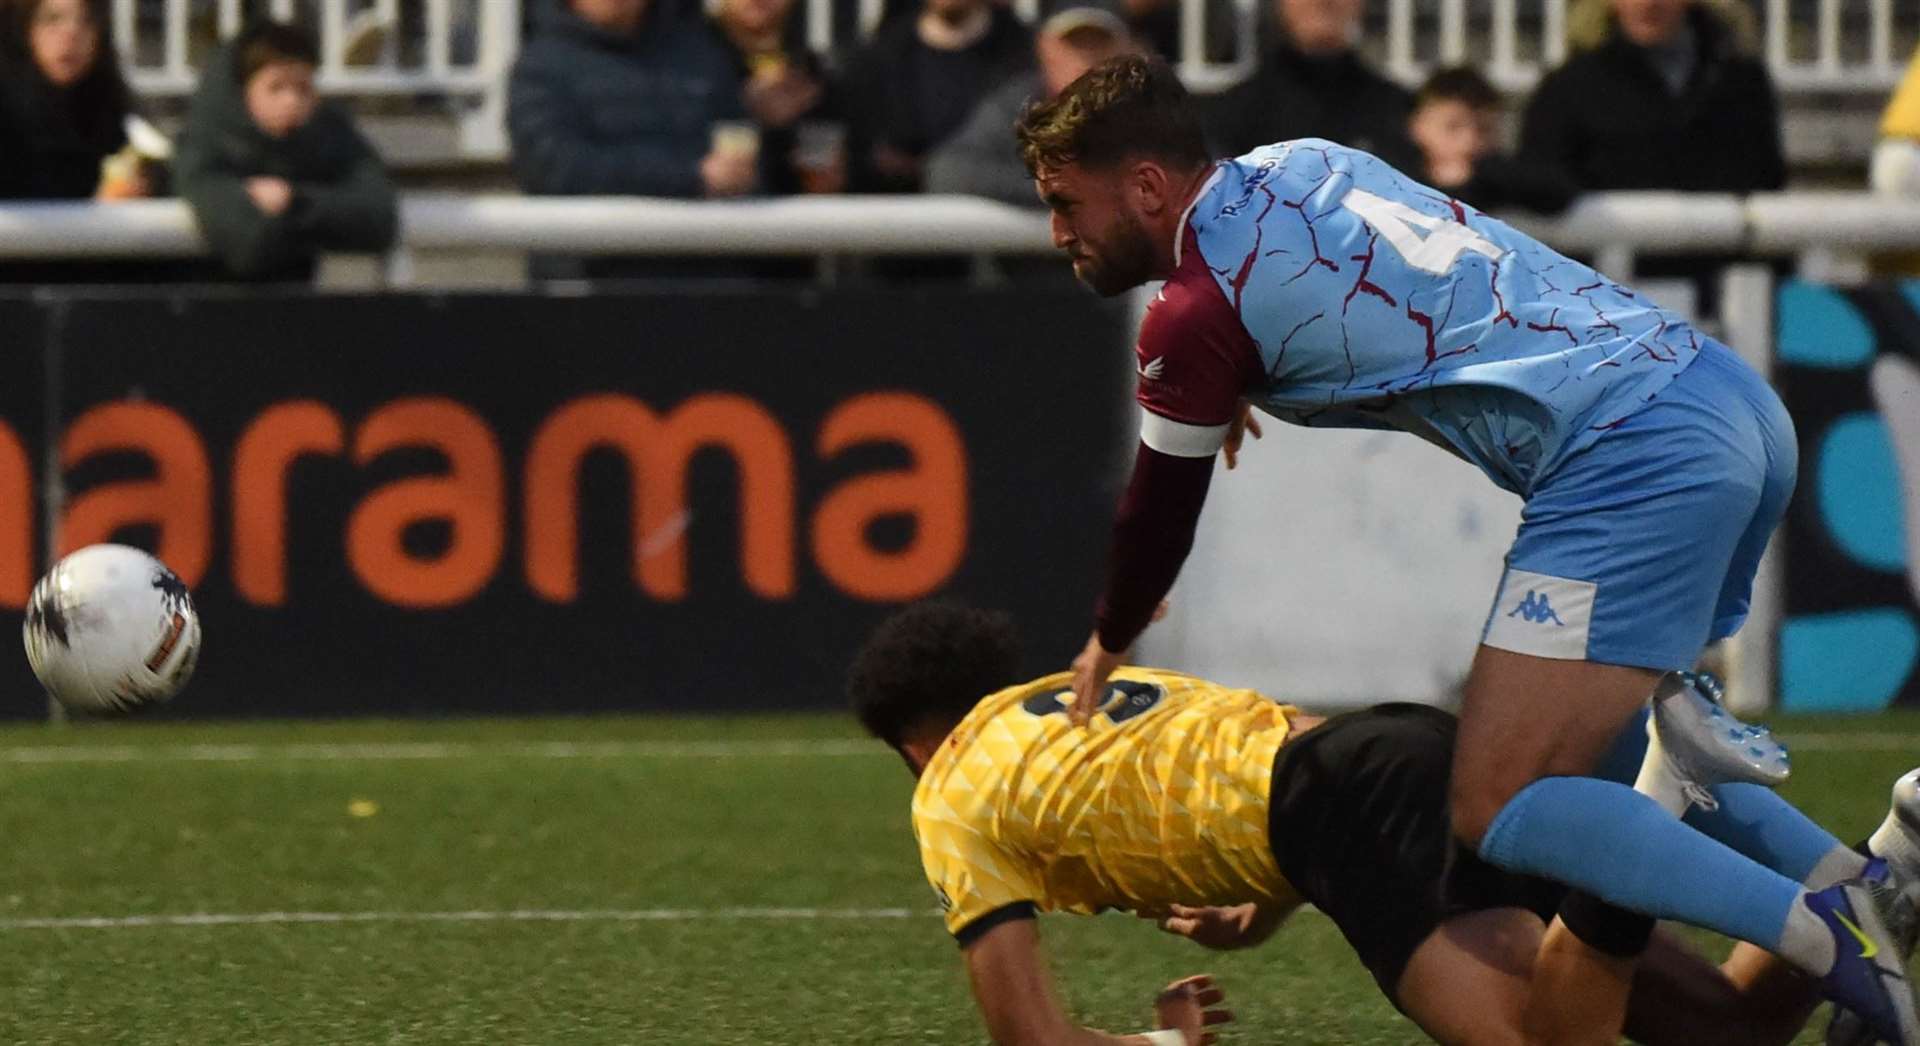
[1072,210,1158,297]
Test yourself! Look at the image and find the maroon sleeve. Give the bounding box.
[1132,229,1264,430]
[1092,237,1261,653]
[1094,442,1214,652]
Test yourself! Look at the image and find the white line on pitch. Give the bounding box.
[0,739,884,764]
[0,907,937,931]
[1,733,1914,766]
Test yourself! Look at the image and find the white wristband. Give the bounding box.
[1140,1031,1185,1046]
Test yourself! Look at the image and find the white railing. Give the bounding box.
[6,191,1920,263]
[115,0,518,156]
[108,1,1910,160]
[1360,0,1917,94]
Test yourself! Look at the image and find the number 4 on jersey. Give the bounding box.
[1342,188,1505,275]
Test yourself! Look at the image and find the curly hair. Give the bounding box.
[847,603,1022,751]
[1015,54,1210,178]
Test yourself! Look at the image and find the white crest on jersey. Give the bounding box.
[1138,357,1166,381]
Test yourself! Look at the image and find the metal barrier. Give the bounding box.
[3,191,1918,270]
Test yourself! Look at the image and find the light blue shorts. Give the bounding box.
[1480,339,1799,671]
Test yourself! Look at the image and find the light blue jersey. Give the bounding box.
[1184,140,1701,496]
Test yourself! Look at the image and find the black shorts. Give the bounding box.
[1267,703,1566,1001]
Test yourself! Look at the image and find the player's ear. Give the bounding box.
[1125,160,1173,216]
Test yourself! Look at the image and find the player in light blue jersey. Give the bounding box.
[1015,56,1920,1044]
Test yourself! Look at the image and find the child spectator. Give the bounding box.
[1408,67,1575,214]
[0,0,147,200]
[712,0,843,196]
[173,20,397,282]
[843,0,1031,193]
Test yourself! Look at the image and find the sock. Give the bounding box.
[1871,812,1920,882]
[1481,776,1837,974]
[1683,781,1868,888]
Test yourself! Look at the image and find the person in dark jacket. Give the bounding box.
[1203,0,1416,170]
[508,0,754,200]
[173,21,397,282]
[1520,0,1784,311]
[842,0,1031,193]
[1408,67,1577,214]
[712,0,842,196]
[1519,0,1784,194]
[925,6,1134,206]
[0,0,141,200]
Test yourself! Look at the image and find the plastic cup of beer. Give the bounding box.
[794,121,846,194]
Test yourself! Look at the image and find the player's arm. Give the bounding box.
[963,915,1232,1045]
[1069,279,1263,722]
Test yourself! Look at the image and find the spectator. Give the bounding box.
[1408,67,1576,214]
[1519,0,1783,194]
[1203,0,1416,169]
[510,0,751,200]
[926,6,1134,205]
[843,0,1030,193]
[1120,0,1234,66]
[0,0,147,200]
[1870,41,1920,198]
[173,21,397,282]
[712,0,843,195]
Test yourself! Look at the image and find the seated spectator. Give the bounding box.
[510,0,751,200]
[1520,0,1782,194]
[1203,0,1416,169]
[1870,41,1920,198]
[173,20,397,282]
[926,6,1134,205]
[1408,67,1575,214]
[0,0,148,200]
[843,0,1031,193]
[712,0,843,195]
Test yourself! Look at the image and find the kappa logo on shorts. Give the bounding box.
[1507,590,1565,626]
[1483,569,1594,661]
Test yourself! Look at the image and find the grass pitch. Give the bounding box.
[2,710,1917,1044]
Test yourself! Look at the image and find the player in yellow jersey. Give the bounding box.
[850,604,1920,1045]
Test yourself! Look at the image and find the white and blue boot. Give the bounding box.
[1634,671,1791,817]
[1828,770,1920,1045]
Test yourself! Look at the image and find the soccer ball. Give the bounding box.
[23,544,201,712]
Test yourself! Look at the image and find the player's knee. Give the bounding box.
[1449,773,1519,851]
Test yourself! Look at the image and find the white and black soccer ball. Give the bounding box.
[23,544,201,713]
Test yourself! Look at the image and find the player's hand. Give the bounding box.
[1153,974,1232,1045]
[1068,632,1124,726]
[1223,403,1262,471]
[1149,903,1264,951]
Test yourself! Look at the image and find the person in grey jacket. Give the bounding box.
[508,0,754,199]
[925,7,1134,205]
[172,20,396,282]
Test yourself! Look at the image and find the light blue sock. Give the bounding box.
[1686,783,1860,886]
[1481,776,1806,952]
[1586,709,1860,887]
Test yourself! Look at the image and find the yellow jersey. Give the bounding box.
[1885,45,1920,140]
[911,667,1304,939]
